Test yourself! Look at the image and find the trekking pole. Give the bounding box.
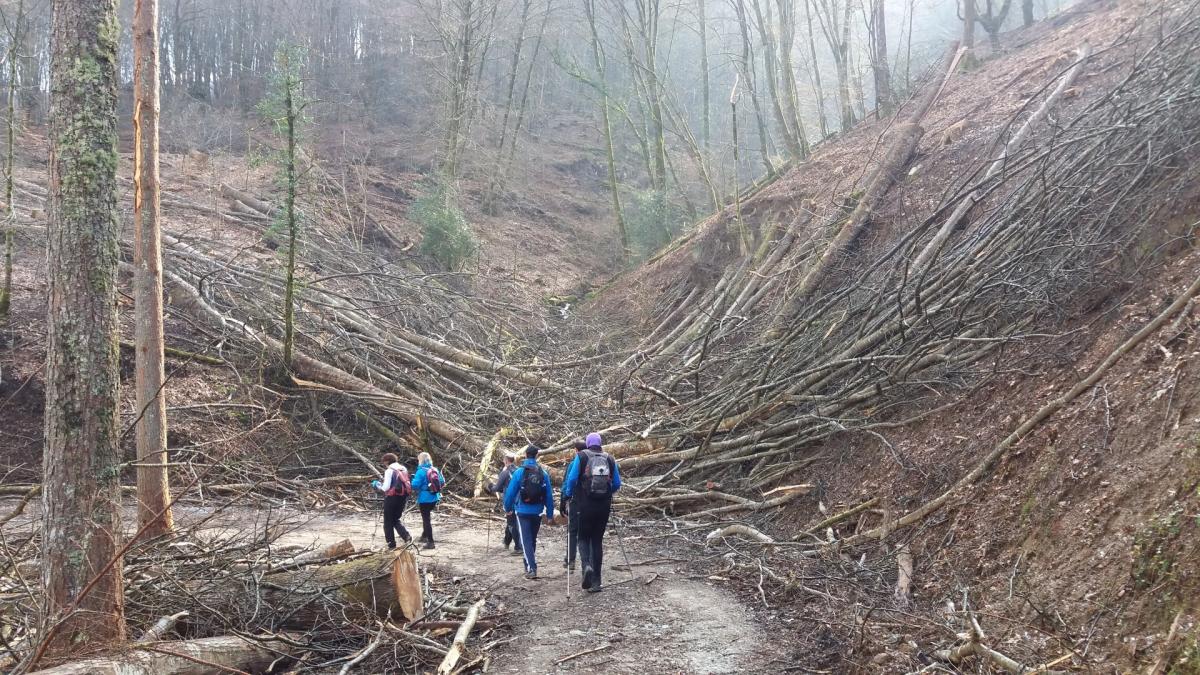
[565,509,572,601]
[613,513,636,582]
[513,512,528,573]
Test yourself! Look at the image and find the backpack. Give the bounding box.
[519,465,545,505]
[425,467,443,494]
[581,450,613,498]
[385,465,411,497]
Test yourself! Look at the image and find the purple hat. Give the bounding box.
[585,432,602,448]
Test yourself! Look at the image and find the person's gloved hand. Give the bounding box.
[371,480,381,491]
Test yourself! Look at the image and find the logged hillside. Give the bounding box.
[3,0,1200,671]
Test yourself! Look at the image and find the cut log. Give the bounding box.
[219,183,275,216]
[194,550,422,630]
[473,428,511,499]
[705,524,776,546]
[437,598,486,675]
[136,611,190,643]
[27,633,297,675]
[393,548,424,621]
[268,538,355,572]
[895,545,913,604]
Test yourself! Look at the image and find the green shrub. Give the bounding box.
[411,182,476,271]
[623,188,687,259]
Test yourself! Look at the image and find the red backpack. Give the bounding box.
[425,467,443,494]
[385,465,412,497]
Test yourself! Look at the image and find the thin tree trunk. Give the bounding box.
[733,0,776,175]
[1022,0,1034,26]
[776,0,809,156]
[133,0,173,539]
[963,0,977,50]
[482,0,532,212]
[804,0,829,139]
[749,0,803,160]
[41,0,126,658]
[281,53,298,370]
[0,0,21,320]
[696,0,711,157]
[585,0,629,259]
[870,0,893,116]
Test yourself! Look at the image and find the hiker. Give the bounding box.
[411,451,445,549]
[563,432,621,593]
[562,440,587,570]
[503,444,555,579]
[487,453,522,555]
[371,452,413,549]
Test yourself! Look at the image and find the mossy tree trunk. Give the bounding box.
[133,0,173,538]
[280,49,300,370]
[40,0,126,659]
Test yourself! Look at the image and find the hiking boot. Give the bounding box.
[586,584,602,593]
[563,558,575,570]
[422,541,436,550]
[510,548,522,556]
[525,570,538,580]
[581,566,595,590]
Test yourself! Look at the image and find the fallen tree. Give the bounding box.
[26,634,298,675]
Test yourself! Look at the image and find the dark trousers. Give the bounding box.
[578,502,611,587]
[515,513,542,572]
[504,513,521,550]
[419,502,436,543]
[383,495,411,548]
[565,504,581,564]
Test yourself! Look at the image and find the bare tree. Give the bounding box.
[813,0,855,132]
[962,0,977,50]
[40,0,127,658]
[133,0,173,538]
[584,0,630,259]
[0,0,21,321]
[866,0,892,116]
[977,0,1014,47]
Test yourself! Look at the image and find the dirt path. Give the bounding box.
[175,503,765,673]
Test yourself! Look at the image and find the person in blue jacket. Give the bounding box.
[563,432,621,592]
[504,444,555,579]
[410,451,445,550]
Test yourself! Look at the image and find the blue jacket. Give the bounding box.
[562,450,621,503]
[411,461,444,504]
[503,459,555,518]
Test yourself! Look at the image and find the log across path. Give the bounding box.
[183,504,767,673]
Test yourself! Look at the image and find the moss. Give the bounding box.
[1132,506,1184,590]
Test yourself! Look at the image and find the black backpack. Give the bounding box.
[581,450,613,498]
[519,465,545,505]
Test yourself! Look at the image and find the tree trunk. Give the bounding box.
[40,0,126,658]
[0,0,19,320]
[585,0,629,260]
[803,0,829,140]
[870,0,893,116]
[133,0,173,539]
[696,0,711,157]
[27,634,298,675]
[1022,0,1034,27]
[963,0,977,50]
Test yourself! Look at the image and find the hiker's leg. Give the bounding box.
[508,514,521,551]
[420,503,434,542]
[383,497,399,548]
[593,506,611,586]
[502,513,513,548]
[568,507,581,564]
[395,496,412,542]
[577,510,597,586]
[518,514,538,572]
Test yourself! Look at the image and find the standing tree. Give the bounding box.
[962,0,977,51]
[976,0,1014,48]
[132,0,173,538]
[0,0,22,321]
[1022,0,1034,27]
[584,0,630,260]
[813,0,856,132]
[866,0,893,116]
[260,44,308,370]
[40,0,126,658]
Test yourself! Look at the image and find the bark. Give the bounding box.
[1022,0,1034,26]
[869,0,893,116]
[133,0,173,539]
[584,0,630,259]
[40,0,127,658]
[436,598,485,675]
[0,0,21,320]
[27,634,298,675]
[962,0,977,50]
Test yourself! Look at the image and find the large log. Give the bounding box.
[27,634,297,675]
[196,549,423,630]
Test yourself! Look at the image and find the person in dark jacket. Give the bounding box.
[371,452,412,549]
[487,453,521,554]
[503,444,555,579]
[562,440,587,569]
[563,432,621,592]
[410,451,445,549]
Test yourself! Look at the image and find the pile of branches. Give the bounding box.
[582,0,1200,511]
[0,500,504,674]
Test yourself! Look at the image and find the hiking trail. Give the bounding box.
[181,504,767,673]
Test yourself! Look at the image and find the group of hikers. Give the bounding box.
[372,432,622,593]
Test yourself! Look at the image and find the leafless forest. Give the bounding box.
[1,0,1199,672]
